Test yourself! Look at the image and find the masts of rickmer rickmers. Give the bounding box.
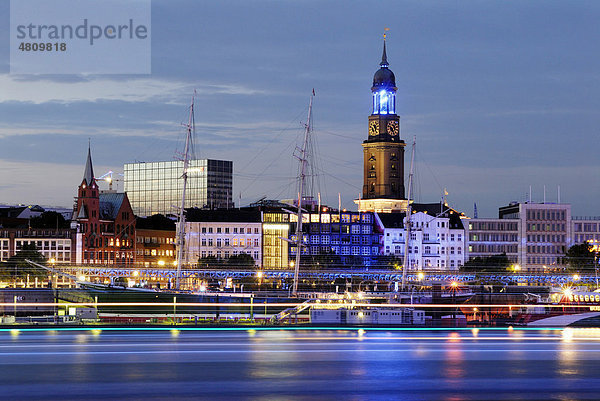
[402,136,416,291]
[292,91,314,297]
[175,93,195,290]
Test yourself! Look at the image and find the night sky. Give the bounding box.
[0,0,599,217]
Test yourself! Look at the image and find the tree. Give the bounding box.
[305,251,343,270]
[29,211,70,229]
[3,243,48,279]
[373,255,404,270]
[198,255,223,269]
[228,253,255,268]
[461,253,511,272]
[562,243,597,272]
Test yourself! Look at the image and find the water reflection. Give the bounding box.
[0,329,600,400]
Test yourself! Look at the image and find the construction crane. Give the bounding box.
[97,170,123,192]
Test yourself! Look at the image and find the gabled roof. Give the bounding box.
[76,205,88,219]
[99,193,126,220]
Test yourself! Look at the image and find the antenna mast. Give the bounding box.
[175,92,195,290]
[292,90,314,297]
[402,136,416,291]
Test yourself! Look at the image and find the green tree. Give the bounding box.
[562,243,597,272]
[198,255,223,269]
[305,251,343,270]
[3,243,48,279]
[227,253,255,269]
[373,255,404,270]
[461,253,511,272]
[29,211,69,229]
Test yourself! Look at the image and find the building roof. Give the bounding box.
[377,202,466,230]
[372,40,396,90]
[377,212,406,228]
[185,208,262,223]
[136,214,176,230]
[99,193,126,220]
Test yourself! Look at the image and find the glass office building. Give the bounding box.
[124,159,233,217]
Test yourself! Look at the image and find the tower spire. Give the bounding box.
[381,28,389,66]
[83,142,95,185]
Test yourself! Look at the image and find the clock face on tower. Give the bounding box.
[387,120,399,136]
[369,121,379,136]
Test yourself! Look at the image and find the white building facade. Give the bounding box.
[377,204,467,271]
[181,210,262,268]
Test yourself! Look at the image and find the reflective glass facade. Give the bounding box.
[124,159,233,217]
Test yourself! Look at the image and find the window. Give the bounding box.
[216,238,222,247]
[217,227,222,233]
[208,239,213,246]
[254,239,259,247]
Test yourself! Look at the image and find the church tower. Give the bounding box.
[356,38,408,213]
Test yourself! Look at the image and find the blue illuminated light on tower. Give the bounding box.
[371,40,397,115]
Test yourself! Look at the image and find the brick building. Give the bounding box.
[72,146,136,266]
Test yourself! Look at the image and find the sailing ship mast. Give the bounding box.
[402,136,416,290]
[175,93,195,290]
[292,91,314,297]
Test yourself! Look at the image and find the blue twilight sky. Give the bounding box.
[0,0,599,217]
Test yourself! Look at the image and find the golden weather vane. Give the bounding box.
[383,27,390,41]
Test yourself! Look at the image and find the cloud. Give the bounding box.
[0,74,267,105]
[0,159,115,207]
